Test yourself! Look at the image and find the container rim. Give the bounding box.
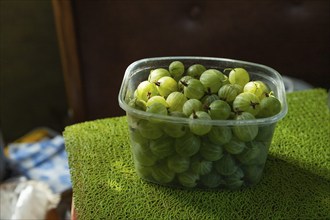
[118,56,288,126]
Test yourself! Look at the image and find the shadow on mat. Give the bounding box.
[155,155,330,219]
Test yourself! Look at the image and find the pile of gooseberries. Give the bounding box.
[126,60,281,189]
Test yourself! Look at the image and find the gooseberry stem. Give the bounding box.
[250,101,259,109]
[206,88,212,95]
[234,109,244,115]
[180,80,188,87]
[147,92,152,99]
[203,104,210,111]
[223,68,233,75]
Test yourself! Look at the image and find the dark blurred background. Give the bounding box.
[1,0,330,143]
[1,1,67,143]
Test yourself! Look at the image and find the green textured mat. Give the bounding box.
[63,89,330,219]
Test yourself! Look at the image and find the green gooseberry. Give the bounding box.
[148,68,170,83]
[146,95,169,108]
[135,80,158,102]
[129,128,149,149]
[243,80,270,100]
[162,111,187,138]
[178,75,193,91]
[183,78,205,100]
[218,84,241,103]
[135,162,153,179]
[182,99,203,117]
[200,171,224,188]
[199,69,225,94]
[225,178,244,190]
[257,96,282,118]
[132,142,157,167]
[228,67,250,88]
[190,155,213,175]
[236,141,262,165]
[175,131,201,157]
[201,94,219,107]
[199,140,224,161]
[146,102,168,116]
[215,153,238,176]
[137,119,163,140]
[189,111,212,136]
[186,64,206,79]
[167,154,190,173]
[169,61,185,80]
[166,91,187,113]
[255,124,275,143]
[177,171,200,188]
[207,100,231,120]
[233,92,261,116]
[155,76,178,98]
[208,126,232,145]
[232,112,258,142]
[151,163,175,184]
[149,135,175,159]
[224,137,246,155]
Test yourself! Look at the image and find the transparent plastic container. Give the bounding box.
[118,56,287,190]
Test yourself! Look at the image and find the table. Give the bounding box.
[64,89,330,219]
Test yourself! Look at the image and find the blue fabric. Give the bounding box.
[8,135,71,193]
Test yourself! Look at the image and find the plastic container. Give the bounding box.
[118,56,287,189]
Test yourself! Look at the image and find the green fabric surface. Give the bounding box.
[63,88,330,220]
